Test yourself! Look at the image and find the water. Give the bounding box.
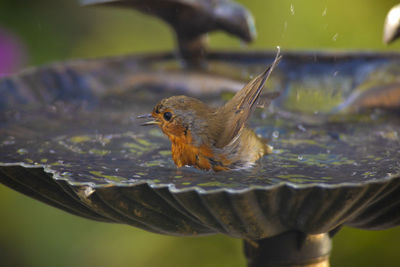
[322,7,327,16]
[290,4,295,15]
[0,53,400,191]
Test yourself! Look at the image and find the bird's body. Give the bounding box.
[141,50,281,171]
[151,96,272,171]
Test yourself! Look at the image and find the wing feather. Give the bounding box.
[214,48,281,148]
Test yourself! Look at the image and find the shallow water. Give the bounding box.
[1,87,399,190]
[1,53,400,190]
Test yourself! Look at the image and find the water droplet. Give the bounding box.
[3,140,15,145]
[297,124,306,132]
[282,22,288,37]
[261,111,267,119]
[322,7,327,16]
[290,4,295,15]
[272,130,280,139]
[298,155,303,160]
[17,148,28,155]
[332,33,339,41]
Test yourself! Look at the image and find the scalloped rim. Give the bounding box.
[1,162,399,195]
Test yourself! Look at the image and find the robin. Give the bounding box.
[139,49,281,171]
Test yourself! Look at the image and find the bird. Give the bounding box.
[139,49,281,171]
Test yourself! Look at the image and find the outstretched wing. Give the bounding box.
[214,48,281,148]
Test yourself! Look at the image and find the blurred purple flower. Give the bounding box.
[0,27,27,77]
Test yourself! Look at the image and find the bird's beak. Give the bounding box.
[137,113,159,126]
[137,113,153,119]
[141,120,159,126]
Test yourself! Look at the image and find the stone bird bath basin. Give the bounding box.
[1,50,400,266]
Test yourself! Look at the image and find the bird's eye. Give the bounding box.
[163,111,172,121]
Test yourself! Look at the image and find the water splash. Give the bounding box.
[272,130,280,139]
[322,7,327,16]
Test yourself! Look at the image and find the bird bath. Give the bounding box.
[1,50,400,266]
[1,0,400,266]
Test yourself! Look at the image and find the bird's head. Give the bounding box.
[139,95,211,143]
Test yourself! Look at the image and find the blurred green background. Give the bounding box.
[1,0,400,266]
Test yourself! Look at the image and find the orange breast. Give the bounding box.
[168,132,230,171]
